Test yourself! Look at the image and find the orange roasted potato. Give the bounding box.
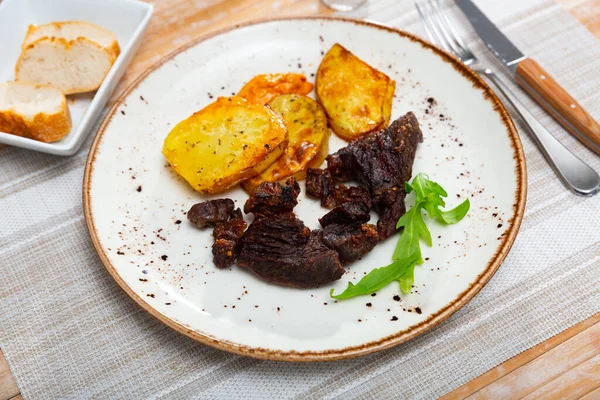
[238,73,313,105]
[316,43,395,141]
[162,96,288,194]
[242,94,329,192]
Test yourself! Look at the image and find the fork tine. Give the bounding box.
[428,0,464,57]
[431,0,472,58]
[415,2,436,44]
[415,1,452,53]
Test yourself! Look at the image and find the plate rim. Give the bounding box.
[83,16,527,362]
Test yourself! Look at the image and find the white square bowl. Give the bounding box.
[0,0,153,156]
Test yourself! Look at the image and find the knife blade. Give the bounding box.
[456,0,600,155]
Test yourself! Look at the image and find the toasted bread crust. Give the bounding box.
[23,21,121,58]
[0,86,71,143]
[16,37,116,95]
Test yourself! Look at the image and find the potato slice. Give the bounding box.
[316,43,395,141]
[163,96,288,194]
[241,94,329,192]
[238,73,313,105]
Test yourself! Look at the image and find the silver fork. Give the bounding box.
[416,0,600,196]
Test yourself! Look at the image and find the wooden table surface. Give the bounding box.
[1,0,599,399]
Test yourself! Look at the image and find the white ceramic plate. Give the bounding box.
[0,0,152,156]
[84,18,526,361]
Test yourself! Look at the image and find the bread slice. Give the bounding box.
[0,82,71,143]
[23,21,120,59]
[16,37,116,95]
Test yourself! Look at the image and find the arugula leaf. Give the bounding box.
[398,263,415,294]
[329,173,470,300]
[436,198,470,224]
[407,174,470,224]
[392,201,431,262]
[330,253,420,299]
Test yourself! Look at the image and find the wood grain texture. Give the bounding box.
[0,0,599,399]
[444,314,600,399]
[0,352,18,400]
[516,58,600,154]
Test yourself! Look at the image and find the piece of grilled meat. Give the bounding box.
[318,201,371,227]
[306,168,337,208]
[187,200,246,268]
[306,170,372,211]
[320,223,378,264]
[212,208,247,269]
[237,216,344,288]
[187,198,235,228]
[326,112,423,239]
[237,178,344,288]
[243,177,300,215]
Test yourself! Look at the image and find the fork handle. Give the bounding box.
[515,59,600,155]
[482,70,600,196]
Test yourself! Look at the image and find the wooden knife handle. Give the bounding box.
[515,58,600,155]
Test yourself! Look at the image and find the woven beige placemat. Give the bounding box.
[1,0,599,398]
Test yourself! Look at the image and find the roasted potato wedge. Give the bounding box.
[316,43,395,141]
[238,73,313,105]
[163,96,288,194]
[241,94,329,192]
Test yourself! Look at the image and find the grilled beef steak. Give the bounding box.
[238,178,344,288]
[212,208,247,269]
[306,168,337,208]
[320,223,378,264]
[237,217,343,288]
[334,184,372,209]
[326,112,423,189]
[326,112,423,239]
[243,177,300,215]
[187,198,235,228]
[319,201,371,227]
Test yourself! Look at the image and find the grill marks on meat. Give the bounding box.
[238,178,344,288]
[237,217,343,288]
[326,112,423,239]
[320,223,378,264]
[187,198,235,228]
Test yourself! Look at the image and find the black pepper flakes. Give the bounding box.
[393,295,401,301]
[415,307,422,314]
[391,316,398,321]
[175,220,182,224]
[161,255,168,261]
[497,223,503,228]
[371,293,376,297]
[136,186,142,192]
[366,303,372,307]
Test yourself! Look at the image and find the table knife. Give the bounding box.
[456,0,600,155]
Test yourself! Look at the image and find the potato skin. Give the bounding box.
[316,43,395,141]
[242,94,329,192]
[162,96,288,194]
[238,73,313,105]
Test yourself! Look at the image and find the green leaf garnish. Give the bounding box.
[330,173,470,300]
[330,253,419,299]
